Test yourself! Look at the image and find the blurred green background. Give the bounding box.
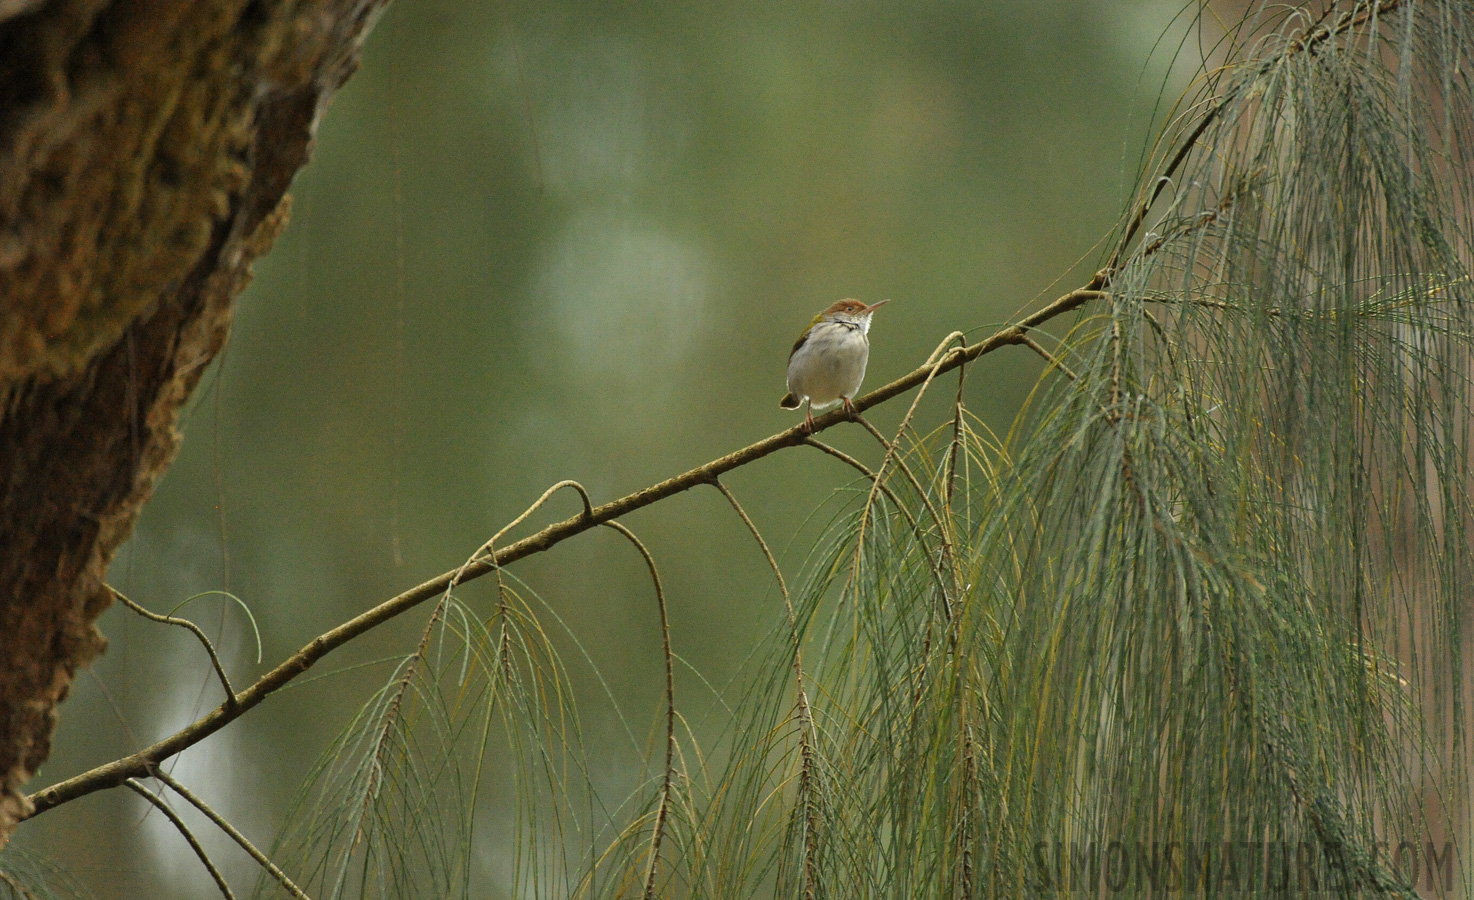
[16,1,1195,896]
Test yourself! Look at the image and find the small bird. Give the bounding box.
[780,298,889,431]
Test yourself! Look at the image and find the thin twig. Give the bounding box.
[706,478,813,698]
[150,767,312,900]
[1108,103,1228,274]
[453,479,594,643]
[806,428,958,625]
[852,412,958,558]
[1109,311,1123,417]
[706,479,819,899]
[25,285,1106,818]
[124,779,236,900]
[955,725,977,900]
[856,339,971,736]
[708,479,788,601]
[463,479,594,587]
[1142,294,1287,315]
[1134,205,1228,261]
[851,333,970,618]
[441,483,594,856]
[1286,0,1403,53]
[944,361,967,510]
[111,587,237,705]
[331,593,446,889]
[801,437,927,549]
[1017,334,1078,382]
[601,521,675,900]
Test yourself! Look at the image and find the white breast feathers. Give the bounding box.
[786,322,870,408]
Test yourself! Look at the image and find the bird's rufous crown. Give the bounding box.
[821,298,888,317]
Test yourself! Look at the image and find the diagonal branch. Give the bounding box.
[1017,334,1078,382]
[150,767,311,900]
[23,284,1107,819]
[17,0,1422,831]
[124,779,236,900]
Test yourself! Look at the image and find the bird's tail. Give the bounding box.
[779,392,801,409]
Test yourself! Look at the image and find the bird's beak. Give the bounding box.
[863,299,890,314]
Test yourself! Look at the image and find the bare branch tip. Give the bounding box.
[108,585,238,706]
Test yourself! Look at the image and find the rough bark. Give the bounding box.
[0,0,387,841]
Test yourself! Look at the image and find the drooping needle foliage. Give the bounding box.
[247,3,1474,898]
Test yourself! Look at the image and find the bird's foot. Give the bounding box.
[803,410,816,434]
[841,397,857,418]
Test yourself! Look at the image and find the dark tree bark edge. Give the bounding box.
[0,0,389,841]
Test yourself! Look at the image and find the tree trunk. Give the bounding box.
[0,0,387,841]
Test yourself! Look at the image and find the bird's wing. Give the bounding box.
[789,315,826,360]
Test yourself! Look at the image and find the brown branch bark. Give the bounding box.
[21,284,1109,819]
[0,0,1423,857]
[0,0,389,841]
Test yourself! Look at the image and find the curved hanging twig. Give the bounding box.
[1016,333,1079,381]
[150,766,311,900]
[803,434,958,608]
[601,520,676,900]
[125,779,236,900]
[848,332,975,622]
[944,358,968,510]
[111,587,237,706]
[853,331,969,548]
[456,479,595,591]
[802,437,925,539]
[852,414,954,545]
[706,478,820,897]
